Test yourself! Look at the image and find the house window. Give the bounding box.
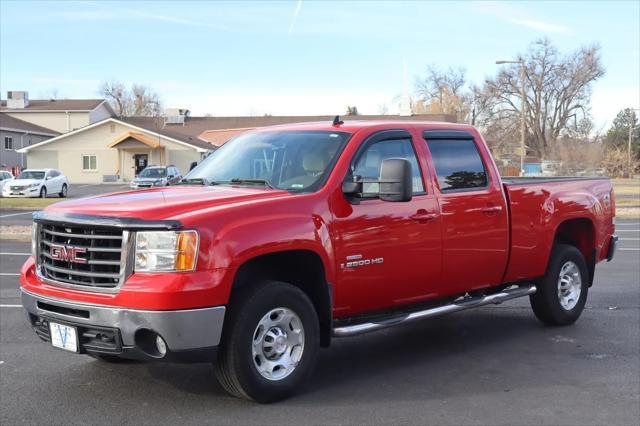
[4,136,13,150]
[82,155,97,171]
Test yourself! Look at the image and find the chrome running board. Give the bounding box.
[332,284,537,337]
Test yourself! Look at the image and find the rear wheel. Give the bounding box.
[214,281,319,402]
[59,184,67,198]
[39,187,46,198]
[530,244,589,326]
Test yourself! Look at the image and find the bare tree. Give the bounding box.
[100,81,162,117]
[131,84,162,116]
[345,106,359,116]
[415,66,470,120]
[482,39,605,158]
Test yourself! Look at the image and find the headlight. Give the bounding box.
[29,183,40,187]
[135,230,199,272]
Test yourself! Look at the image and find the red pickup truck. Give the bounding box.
[20,120,617,402]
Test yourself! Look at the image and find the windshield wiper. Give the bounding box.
[177,178,220,186]
[230,178,275,189]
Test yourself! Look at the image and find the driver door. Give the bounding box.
[332,130,442,316]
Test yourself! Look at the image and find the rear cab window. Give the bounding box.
[423,133,488,192]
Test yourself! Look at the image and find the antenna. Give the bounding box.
[332,115,344,126]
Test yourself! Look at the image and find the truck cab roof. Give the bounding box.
[250,120,477,135]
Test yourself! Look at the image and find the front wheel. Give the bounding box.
[530,244,589,326]
[214,281,319,403]
[39,187,47,198]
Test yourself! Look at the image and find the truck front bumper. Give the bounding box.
[21,289,225,360]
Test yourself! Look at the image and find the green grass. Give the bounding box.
[0,197,64,210]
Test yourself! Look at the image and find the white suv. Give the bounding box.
[2,168,69,198]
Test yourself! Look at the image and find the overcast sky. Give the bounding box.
[1,1,638,129]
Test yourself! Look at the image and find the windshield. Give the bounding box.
[138,168,166,178]
[186,131,350,191]
[18,171,45,180]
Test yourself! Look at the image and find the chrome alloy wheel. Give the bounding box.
[252,307,305,381]
[557,261,582,310]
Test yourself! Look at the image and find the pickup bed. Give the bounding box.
[20,120,617,402]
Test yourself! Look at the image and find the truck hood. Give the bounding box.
[46,185,293,220]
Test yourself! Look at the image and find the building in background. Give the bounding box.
[0,113,59,174]
[18,112,213,183]
[1,91,114,134]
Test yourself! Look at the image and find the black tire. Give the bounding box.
[530,244,589,326]
[39,187,46,198]
[214,281,320,403]
[59,184,67,198]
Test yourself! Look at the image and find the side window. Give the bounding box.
[353,138,424,194]
[49,171,59,178]
[82,155,97,171]
[425,138,488,192]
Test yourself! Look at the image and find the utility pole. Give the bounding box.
[496,59,526,176]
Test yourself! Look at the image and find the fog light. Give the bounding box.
[156,335,167,356]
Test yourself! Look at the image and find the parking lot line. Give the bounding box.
[621,237,640,240]
[619,248,640,251]
[0,304,21,308]
[616,229,640,232]
[0,273,19,276]
[0,211,34,218]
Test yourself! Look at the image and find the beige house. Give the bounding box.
[18,118,212,183]
[1,91,114,134]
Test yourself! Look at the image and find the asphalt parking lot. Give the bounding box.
[0,222,638,425]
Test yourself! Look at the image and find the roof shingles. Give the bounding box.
[0,113,60,135]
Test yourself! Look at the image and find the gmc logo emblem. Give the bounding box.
[50,244,87,264]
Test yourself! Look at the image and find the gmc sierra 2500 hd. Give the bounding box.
[20,119,617,402]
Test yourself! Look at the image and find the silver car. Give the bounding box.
[130,165,182,189]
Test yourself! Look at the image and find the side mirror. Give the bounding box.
[342,176,362,195]
[379,158,412,202]
[45,176,52,181]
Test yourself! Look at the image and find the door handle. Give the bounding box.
[482,205,503,215]
[410,209,439,223]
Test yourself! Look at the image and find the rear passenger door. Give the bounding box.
[423,130,508,296]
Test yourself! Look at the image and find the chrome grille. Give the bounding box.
[36,222,133,292]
